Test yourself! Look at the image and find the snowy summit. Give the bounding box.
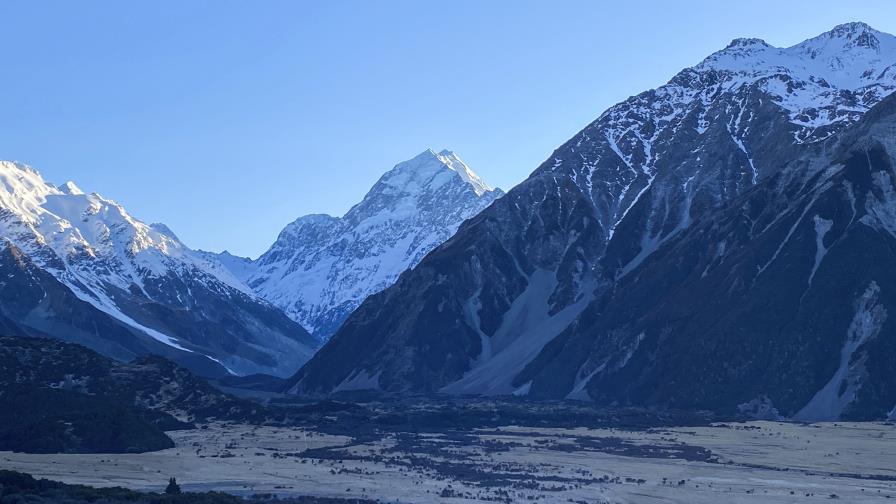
[212,149,503,339]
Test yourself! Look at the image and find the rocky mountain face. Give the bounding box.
[517,93,896,421]
[0,163,317,377]
[288,23,896,420]
[218,149,503,340]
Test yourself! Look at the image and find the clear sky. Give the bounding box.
[2,1,895,257]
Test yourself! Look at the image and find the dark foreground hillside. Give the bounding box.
[0,384,179,453]
[0,335,271,453]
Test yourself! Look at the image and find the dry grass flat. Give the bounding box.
[2,421,895,503]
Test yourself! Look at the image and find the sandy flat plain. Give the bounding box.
[2,421,895,503]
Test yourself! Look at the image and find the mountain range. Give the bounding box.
[0,149,500,377]
[0,163,318,377]
[287,22,896,420]
[3,22,896,422]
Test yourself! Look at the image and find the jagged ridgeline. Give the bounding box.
[204,149,502,341]
[0,163,318,378]
[290,23,896,421]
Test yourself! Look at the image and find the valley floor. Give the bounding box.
[1,421,895,503]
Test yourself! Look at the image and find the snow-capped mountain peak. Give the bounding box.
[59,180,84,195]
[437,149,494,196]
[225,149,502,339]
[723,37,770,50]
[376,148,494,197]
[0,162,241,289]
[0,161,57,225]
[0,163,186,281]
[822,21,882,49]
[697,22,896,91]
[0,160,317,376]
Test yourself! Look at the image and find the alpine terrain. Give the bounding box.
[0,162,318,377]
[212,149,503,339]
[289,22,896,420]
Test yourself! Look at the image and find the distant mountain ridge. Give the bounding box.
[288,23,896,420]
[0,162,317,377]
[210,149,502,339]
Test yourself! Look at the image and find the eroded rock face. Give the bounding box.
[522,96,896,420]
[289,24,896,419]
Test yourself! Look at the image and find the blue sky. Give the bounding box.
[2,1,895,257]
